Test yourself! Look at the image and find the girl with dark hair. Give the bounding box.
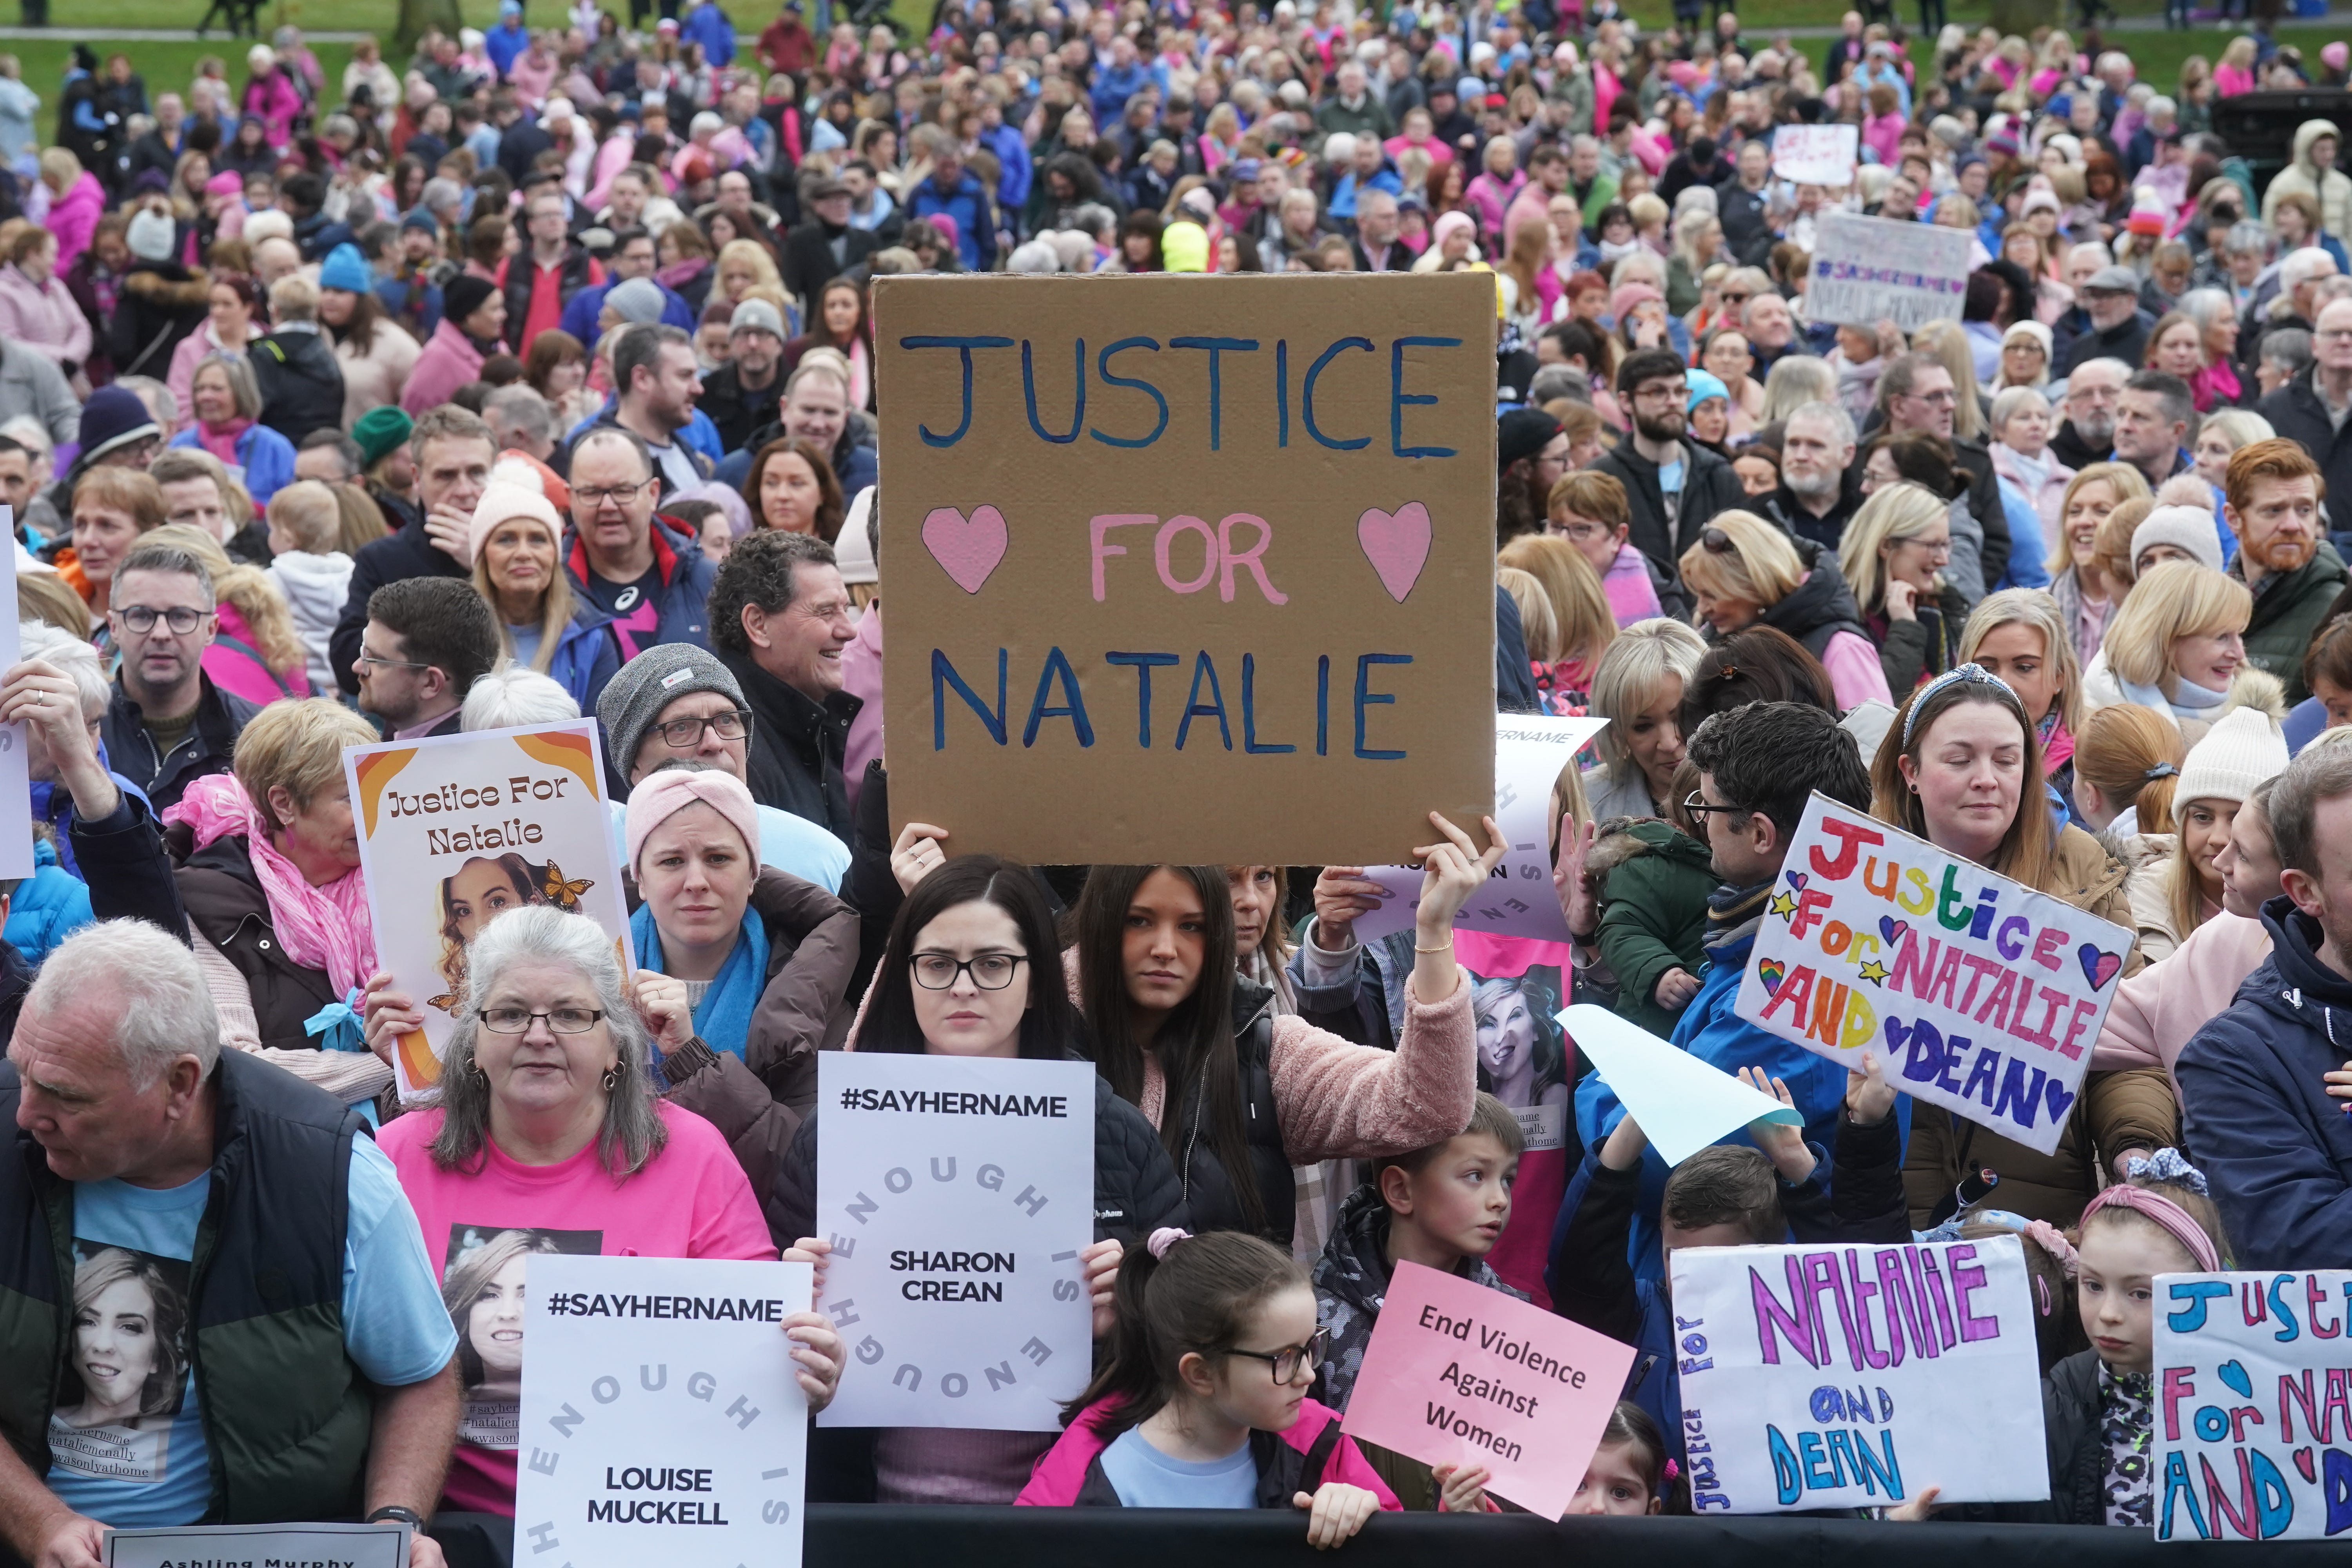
[1568,1400,1686,1515]
[1070,813,1502,1245]
[769,852,1186,1505]
[1017,1229,1414,1526]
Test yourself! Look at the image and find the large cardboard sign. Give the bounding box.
[813,1052,1097,1431]
[874,273,1499,866]
[1807,213,1972,332]
[345,722,633,1100]
[514,1255,811,1568]
[104,1523,410,1568]
[1340,1259,1635,1517]
[2150,1270,2352,1541]
[1731,793,2126,1156]
[1354,714,1606,947]
[1671,1238,2048,1512]
[1771,125,1859,186]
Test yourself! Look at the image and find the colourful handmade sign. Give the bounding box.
[1731,792,2129,1156]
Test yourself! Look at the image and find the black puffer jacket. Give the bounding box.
[1750,537,1873,670]
[1158,976,1296,1245]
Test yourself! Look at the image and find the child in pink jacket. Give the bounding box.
[1018,1229,1452,1529]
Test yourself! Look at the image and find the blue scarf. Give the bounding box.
[629,904,769,1060]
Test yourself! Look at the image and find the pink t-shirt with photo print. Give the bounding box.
[376,1101,777,1515]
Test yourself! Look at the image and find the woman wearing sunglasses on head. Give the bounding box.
[1676,508,1892,712]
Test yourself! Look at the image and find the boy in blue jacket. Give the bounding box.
[1573,701,1883,1282]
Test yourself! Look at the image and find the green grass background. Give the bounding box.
[3,0,2336,125]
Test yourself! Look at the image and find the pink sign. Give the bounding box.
[1339,1260,1635,1517]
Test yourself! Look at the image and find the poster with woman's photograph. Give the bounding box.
[345,722,632,1102]
[441,1225,604,1450]
[47,1244,192,1485]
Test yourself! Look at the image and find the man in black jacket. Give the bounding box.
[698,299,788,456]
[781,175,879,317]
[1591,348,1749,576]
[1760,401,1864,552]
[1866,352,2013,588]
[250,276,346,446]
[2258,296,2352,524]
[98,539,261,814]
[708,530,858,842]
[1715,139,1776,267]
[2048,357,2127,471]
[331,407,494,696]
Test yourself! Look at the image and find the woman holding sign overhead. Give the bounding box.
[377,906,844,1521]
[1071,812,1504,1248]
[768,853,1185,1504]
[1868,665,2178,1229]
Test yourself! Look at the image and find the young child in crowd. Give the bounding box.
[1312,1093,1522,1508]
[1585,814,1719,1036]
[261,479,353,697]
[1019,1229,1478,1533]
[1570,1401,1687,1516]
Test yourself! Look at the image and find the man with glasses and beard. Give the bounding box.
[2050,358,2129,472]
[97,541,258,813]
[1760,401,1865,551]
[2222,437,2345,707]
[1591,348,1747,578]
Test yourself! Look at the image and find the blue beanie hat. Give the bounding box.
[1685,368,1730,412]
[318,243,372,295]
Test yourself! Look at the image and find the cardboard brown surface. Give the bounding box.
[875,272,1499,866]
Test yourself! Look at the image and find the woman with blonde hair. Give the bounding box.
[2047,461,2151,668]
[1678,509,1891,711]
[1500,532,1616,715]
[714,238,787,313]
[2190,407,2273,491]
[1758,355,1836,428]
[466,481,619,710]
[1960,588,2087,808]
[1579,617,1708,822]
[142,523,310,701]
[1908,319,1988,441]
[1839,482,1967,694]
[2084,559,2279,743]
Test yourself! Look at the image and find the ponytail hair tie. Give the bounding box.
[2142,762,2180,782]
[1146,1227,1192,1260]
[1661,1459,1679,1482]
[2124,1147,2210,1194]
[2020,1218,2080,1279]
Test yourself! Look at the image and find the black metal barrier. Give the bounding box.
[802,1504,2346,1567]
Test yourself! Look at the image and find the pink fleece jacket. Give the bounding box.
[1068,954,1477,1166]
[2091,908,2269,1100]
[1015,1396,1401,1508]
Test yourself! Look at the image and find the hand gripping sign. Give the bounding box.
[815,1051,1097,1430]
[1731,792,2128,1156]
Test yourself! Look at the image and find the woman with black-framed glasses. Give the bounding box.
[765,849,1186,1505]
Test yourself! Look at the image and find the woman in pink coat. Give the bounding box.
[400,279,499,415]
[240,45,303,148]
[40,151,105,274]
[0,228,93,373]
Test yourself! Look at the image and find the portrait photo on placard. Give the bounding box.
[425,853,597,1012]
[440,1225,604,1452]
[48,1244,194,1488]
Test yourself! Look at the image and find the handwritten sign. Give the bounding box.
[1731,792,2126,1156]
[1806,213,1972,332]
[1340,1259,1634,1517]
[515,1255,810,1568]
[105,1523,409,1568]
[345,722,633,1100]
[1772,125,1859,186]
[1560,1004,1800,1167]
[1355,714,1605,946]
[0,509,29,882]
[1672,1238,2049,1511]
[814,1052,1096,1431]
[875,273,1499,866]
[2151,1270,2352,1541]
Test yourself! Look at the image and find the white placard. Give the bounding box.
[514,1255,810,1568]
[2151,1269,2352,1541]
[1671,1237,2049,1512]
[1354,713,1606,945]
[0,507,29,881]
[1772,125,1859,186]
[1807,212,1973,332]
[814,1051,1096,1430]
[104,1522,408,1568]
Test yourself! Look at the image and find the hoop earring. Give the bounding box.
[601,1066,619,1091]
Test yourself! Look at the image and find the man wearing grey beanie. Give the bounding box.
[595,642,851,891]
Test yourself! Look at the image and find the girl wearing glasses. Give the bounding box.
[379,904,844,1519]
[768,851,1184,1503]
[466,480,622,711]
[1019,1229,1439,1531]
[1870,667,2176,1230]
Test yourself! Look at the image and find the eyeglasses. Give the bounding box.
[1684,789,1752,820]
[478,1006,605,1034]
[356,649,432,671]
[1550,518,1613,542]
[1229,1326,1330,1384]
[911,952,1028,990]
[574,480,652,507]
[114,604,214,635]
[1633,381,1689,404]
[654,709,752,748]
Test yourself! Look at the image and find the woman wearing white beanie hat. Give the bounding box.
[2130,505,2227,577]
[2122,704,2290,962]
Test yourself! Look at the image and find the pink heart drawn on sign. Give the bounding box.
[1357,502,1432,603]
[921,505,1009,595]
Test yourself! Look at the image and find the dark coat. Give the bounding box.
[100,674,261,815]
[699,356,789,456]
[1760,468,1867,555]
[1869,581,1970,695]
[2233,539,2347,707]
[1749,537,1873,670]
[168,828,339,1053]
[1157,976,1297,1244]
[330,516,472,697]
[780,220,879,317]
[2258,368,2352,597]
[722,648,857,843]
[1589,436,1749,577]
[502,241,598,355]
[107,261,211,382]
[250,324,346,445]
[2176,895,2352,1271]
[1587,818,1718,1038]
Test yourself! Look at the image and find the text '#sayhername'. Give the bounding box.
[543,1294,788,1321]
[837,1087,1070,1117]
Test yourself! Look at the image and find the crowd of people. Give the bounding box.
[2,0,2352,1557]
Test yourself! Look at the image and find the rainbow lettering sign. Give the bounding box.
[2150,1270,2352,1542]
[1672,1238,2049,1512]
[1731,792,2129,1156]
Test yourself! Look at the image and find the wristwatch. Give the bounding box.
[365,1506,426,1529]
